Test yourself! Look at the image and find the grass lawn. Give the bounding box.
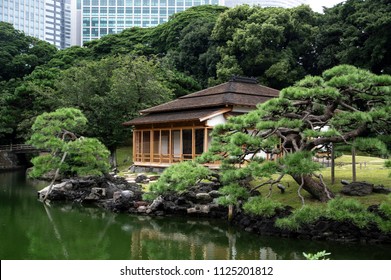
[116,146,133,172]
[253,155,390,209]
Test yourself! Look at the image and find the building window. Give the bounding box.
[142,7,149,14]
[100,7,107,15]
[117,7,124,14]
[126,7,133,14]
[83,18,90,26]
[160,7,166,15]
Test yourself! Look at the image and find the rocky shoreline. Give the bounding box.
[37,174,391,244]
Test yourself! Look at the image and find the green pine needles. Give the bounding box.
[276,197,391,233]
[143,161,212,201]
[28,108,110,179]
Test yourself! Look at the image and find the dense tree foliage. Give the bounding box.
[52,55,173,166]
[200,65,391,202]
[28,108,110,181]
[212,4,320,88]
[316,0,391,75]
[0,22,57,81]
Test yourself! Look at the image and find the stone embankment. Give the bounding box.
[37,173,391,244]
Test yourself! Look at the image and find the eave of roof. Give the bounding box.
[123,108,232,126]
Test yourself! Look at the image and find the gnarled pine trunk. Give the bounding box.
[292,174,335,202]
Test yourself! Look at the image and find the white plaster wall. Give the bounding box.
[206,114,227,127]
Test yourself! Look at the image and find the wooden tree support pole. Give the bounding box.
[331,143,335,185]
[352,146,357,182]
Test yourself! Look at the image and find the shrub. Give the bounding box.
[377,195,391,232]
[147,161,212,196]
[276,197,384,231]
[275,205,325,231]
[243,196,284,217]
[216,183,249,206]
[326,197,376,229]
[303,251,331,260]
[379,195,391,219]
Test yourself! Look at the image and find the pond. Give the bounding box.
[1,170,391,260]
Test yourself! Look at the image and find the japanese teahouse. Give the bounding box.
[123,76,279,170]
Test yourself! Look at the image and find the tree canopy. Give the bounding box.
[28,108,110,179]
[0,22,57,81]
[316,0,391,75]
[212,4,320,89]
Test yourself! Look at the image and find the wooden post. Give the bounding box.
[133,132,136,164]
[204,127,208,153]
[331,143,335,185]
[150,130,154,163]
[169,129,172,163]
[192,127,195,160]
[352,146,357,182]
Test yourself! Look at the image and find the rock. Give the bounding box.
[341,181,374,196]
[187,204,210,215]
[134,201,148,208]
[38,181,73,200]
[373,185,391,194]
[341,180,350,185]
[84,187,106,201]
[196,193,213,203]
[135,174,148,183]
[138,206,147,213]
[148,175,160,181]
[277,184,286,193]
[147,196,164,212]
[208,190,221,198]
[113,190,134,202]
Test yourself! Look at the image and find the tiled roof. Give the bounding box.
[140,78,279,114]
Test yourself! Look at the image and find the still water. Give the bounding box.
[1,171,391,260]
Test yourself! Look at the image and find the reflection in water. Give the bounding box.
[43,204,69,259]
[1,171,391,260]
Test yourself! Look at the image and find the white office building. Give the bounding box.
[0,0,71,49]
[76,0,222,45]
[224,0,306,8]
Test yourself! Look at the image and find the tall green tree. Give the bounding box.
[316,0,391,74]
[53,55,173,166]
[200,65,391,202]
[151,5,227,86]
[212,5,320,89]
[0,22,57,81]
[28,108,110,198]
[0,23,57,143]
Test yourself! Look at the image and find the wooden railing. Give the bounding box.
[0,144,38,152]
